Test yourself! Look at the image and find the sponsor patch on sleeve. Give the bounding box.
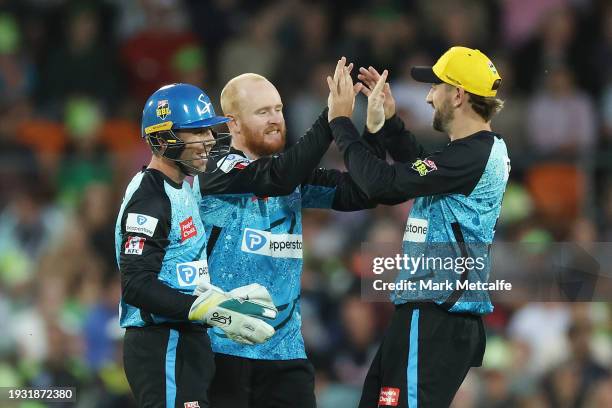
[124,236,146,255]
[218,153,252,173]
[411,158,437,176]
[126,213,158,237]
[378,387,400,406]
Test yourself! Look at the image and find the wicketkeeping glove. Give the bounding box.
[188,281,277,345]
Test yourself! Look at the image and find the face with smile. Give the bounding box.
[175,128,216,173]
[227,78,286,158]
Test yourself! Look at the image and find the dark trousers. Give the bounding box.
[359,303,486,408]
[124,324,214,408]
[209,353,316,408]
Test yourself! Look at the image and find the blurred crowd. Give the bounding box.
[0,0,611,407]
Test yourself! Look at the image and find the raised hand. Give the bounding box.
[358,66,396,121]
[364,69,388,133]
[327,57,358,121]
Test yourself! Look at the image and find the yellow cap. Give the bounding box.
[411,46,502,97]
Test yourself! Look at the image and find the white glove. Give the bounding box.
[188,281,277,345]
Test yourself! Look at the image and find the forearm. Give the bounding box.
[330,117,407,202]
[203,109,333,196]
[375,114,426,163]
[122,269,197,320]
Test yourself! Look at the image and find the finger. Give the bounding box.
[384,82,392,96]
[326,76,336,95]
[333,57,345,83]
[371,70,388,97]
[347,62,354,75]
[360,85,372,97]
[360,69,378,89]
[357,75,375,91]
[353,82,363,95]
[343,65,353,91]
[357,67,376,88]
[368,66,382,80]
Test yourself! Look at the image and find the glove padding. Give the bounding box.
[189,282,277,345]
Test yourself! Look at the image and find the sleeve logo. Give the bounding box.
[124,236,146,255]
[378,387,400,406]
[126,213,158,237]
[180,216,198,241]
[218,153,252,173]
[411,158,437,176]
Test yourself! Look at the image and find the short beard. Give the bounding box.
[241,124,286,157]
[432,100,454,133]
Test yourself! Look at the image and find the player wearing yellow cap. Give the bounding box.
[326,48,510,407]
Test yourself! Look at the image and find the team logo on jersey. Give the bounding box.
[126,213,158,237]
[403,217,428,243]
[156,99,171,120]
[125,236,146,255]
[378,387,400,406]
[176,260,209,287]
[218,154,252,173]
[180,216,198,241]
[241,228,303,258]
[184,402,200,408]
[411,158,437,176]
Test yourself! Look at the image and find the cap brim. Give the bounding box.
[179,116,231,129]
[410,67,443,84]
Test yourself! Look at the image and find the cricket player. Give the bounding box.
[192,59,392,407]
[327,48,510,407]
[116,83,278,408]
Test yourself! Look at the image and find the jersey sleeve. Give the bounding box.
[119,185,196,321]
[199,109,332,197]
[330,117,492,203]
[371,114,428,163]
[300,168,376,211]
[300,123,400,210]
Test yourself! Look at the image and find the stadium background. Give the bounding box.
[0,0,611,406]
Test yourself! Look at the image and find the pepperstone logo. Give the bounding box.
[403,218,428,243]
[176,260,209,287]
[244,229,267,251]
[241,228,303,258]
[126,213,158,237]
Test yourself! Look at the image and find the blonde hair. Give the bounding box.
[220,73,268,115]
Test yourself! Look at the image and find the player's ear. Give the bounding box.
[226,114,240,134]
[452,86,465,108]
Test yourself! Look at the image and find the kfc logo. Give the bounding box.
[124,236,146,255]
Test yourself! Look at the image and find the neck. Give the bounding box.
[231,133,260,160]
[148,155,185,184]
[447,115,491,141]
